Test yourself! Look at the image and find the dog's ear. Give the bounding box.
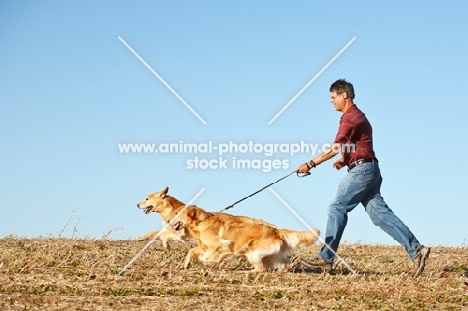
[187,209,196,220]
[160,186,169,198]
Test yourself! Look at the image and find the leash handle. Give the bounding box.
[296,171,311,178]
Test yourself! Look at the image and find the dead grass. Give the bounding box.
[0,237,467,310]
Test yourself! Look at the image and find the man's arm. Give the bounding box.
[296,143,344,174]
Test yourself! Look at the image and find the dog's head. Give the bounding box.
[170,206,212,231]
[137,186,173,214]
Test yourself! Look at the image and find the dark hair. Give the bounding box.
[330,79,355,100]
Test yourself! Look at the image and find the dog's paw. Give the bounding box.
[183,257,193,269]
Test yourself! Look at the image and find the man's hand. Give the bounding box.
[295,163,311,175]
[333,158,345,170]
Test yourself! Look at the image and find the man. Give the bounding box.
[296,79,430,276]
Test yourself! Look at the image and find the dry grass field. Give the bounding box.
[0,237,467,310]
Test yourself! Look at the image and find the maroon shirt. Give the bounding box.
[333,105,376,166]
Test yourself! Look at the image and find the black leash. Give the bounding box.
[219,171,310,213]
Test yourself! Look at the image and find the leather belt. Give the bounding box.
[348,158,377,172]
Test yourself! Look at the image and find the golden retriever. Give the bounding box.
[136,187,275,248]
[173,205,320,272]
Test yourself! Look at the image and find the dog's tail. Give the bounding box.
[278,228,320,251]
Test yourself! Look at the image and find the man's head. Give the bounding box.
[330,79,355,99]
[329,79,355,113]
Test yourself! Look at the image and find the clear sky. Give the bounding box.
[1,1,467,246]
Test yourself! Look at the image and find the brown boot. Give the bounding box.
[412,245,431,277]
[305,257,333,272]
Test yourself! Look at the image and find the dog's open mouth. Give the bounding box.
[143,206,153,214]
[171,221,183,231]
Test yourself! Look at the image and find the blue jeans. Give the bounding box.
[317,162,421,262]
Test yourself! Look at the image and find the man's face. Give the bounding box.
[330,91,344,112]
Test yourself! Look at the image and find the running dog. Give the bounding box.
[136,187,275,248]
[172,205,321,272]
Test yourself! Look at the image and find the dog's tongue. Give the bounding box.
[144,207,152,214]
[172,221,181,230]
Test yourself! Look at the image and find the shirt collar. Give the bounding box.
[344,104,358,114]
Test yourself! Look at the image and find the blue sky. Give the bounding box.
[1,1,467,247]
